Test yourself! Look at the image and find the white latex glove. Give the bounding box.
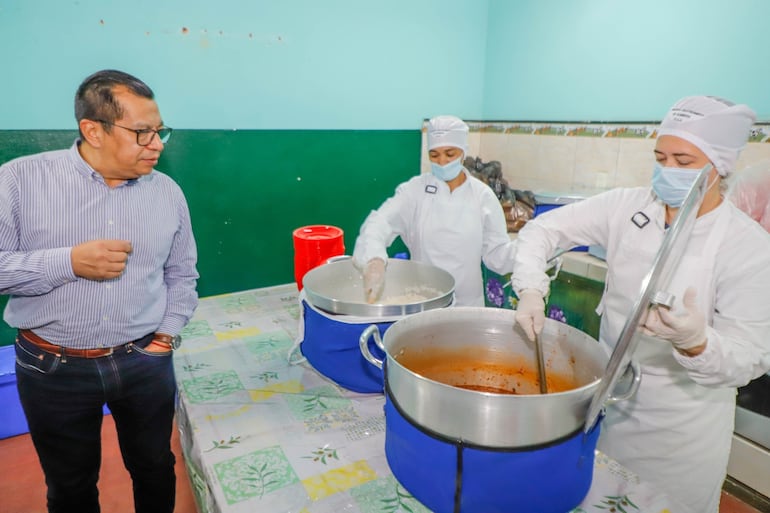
[515,289,546,342]
[643,287,707,351]
[363,258,386,304]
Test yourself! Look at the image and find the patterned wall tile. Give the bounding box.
[573,137,621,192]
[614,138,656,188]
[535,134,578,190]
[422,120,770,197]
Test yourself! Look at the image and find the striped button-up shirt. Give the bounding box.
[0,141,199,348]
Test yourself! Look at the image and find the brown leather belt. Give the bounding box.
[18,329,138,359]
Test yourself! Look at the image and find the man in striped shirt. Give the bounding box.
[0,69,199,513]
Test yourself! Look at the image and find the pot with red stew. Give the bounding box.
[360,307,638,513]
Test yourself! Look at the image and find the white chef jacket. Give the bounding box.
[352,169,517,306]
[512,187,770,513]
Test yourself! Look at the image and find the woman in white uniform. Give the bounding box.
[511,96,770,513]
[352,115,517,306]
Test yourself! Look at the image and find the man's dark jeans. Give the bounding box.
[15,331,177,513]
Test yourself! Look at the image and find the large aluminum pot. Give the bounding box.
[360,307,639,447]
[302,257,455,317]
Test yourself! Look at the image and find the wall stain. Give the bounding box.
[134,26,274,43]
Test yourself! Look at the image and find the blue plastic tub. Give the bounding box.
[299,300,391,393]
[384,388,600,513]
[1,342,111,439]
[0,344,29,439]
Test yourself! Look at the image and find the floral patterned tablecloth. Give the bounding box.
[174,284,676,513]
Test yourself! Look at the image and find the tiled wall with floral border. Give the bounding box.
[421,121,770,197]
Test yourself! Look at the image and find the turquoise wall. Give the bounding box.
[0,0,488,129]
[3,1,769,345]
[0,0,770,129]
[4,0,767,126]
[484,0,770,121]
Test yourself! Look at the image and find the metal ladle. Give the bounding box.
[534,332,548,394]
[511,249,565,395]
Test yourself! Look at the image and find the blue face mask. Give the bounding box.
[430,158,464,182]
[652,163,712,207]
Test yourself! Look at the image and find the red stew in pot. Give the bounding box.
[394,345,580,394]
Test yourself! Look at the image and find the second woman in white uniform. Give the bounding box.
[352,115,517,306]
[511,96,770,513]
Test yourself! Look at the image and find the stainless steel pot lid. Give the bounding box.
[583,165,712,433]
[302,257,455,317]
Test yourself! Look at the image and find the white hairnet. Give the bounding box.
[427,115,469,153]
[657,95,756,176]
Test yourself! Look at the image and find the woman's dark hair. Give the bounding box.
[74,69,154,135]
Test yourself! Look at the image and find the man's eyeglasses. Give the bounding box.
[96,120,173,146]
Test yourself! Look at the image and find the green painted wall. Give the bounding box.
[0,129,419,345]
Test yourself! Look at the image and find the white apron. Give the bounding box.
[411,180,485,306]
[597,207,733,513]
[353,171,516,307]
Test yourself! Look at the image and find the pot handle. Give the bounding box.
[359,324,385,369]
[604,360,641,405]
[584,360,642,434]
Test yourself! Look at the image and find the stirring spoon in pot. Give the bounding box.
[534,332,548,394]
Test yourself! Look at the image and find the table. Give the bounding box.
[173,284,677,513]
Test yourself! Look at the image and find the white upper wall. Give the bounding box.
[0,0,488,129]
[483,0,770,122]
[2,0,768,130]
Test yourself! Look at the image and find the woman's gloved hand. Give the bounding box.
[515,289,545,342]
[643,287,707,352]
[363,258,386,304]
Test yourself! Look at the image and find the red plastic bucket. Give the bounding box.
[292,225,345,290]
